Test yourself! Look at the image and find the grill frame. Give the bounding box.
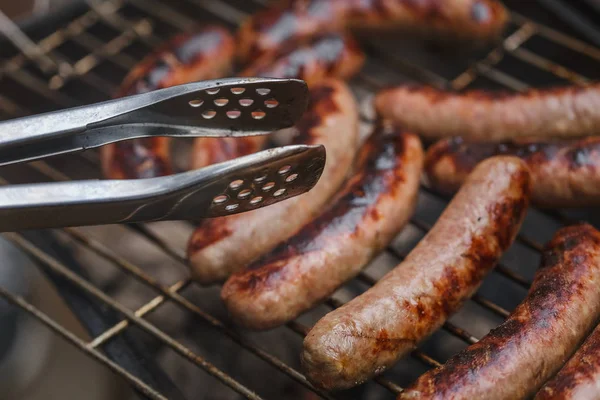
[0,1,599,399]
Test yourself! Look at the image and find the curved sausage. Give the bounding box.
[187,79,359,285]
[100,26,236,179]
[425,137,600,208]
[302,156,531,391]
[400,223,600,400]
[190,32,365,170]
[375,84,600,142]
[536,323,600,400]
[238,0,508,62]
[221,124,423,330]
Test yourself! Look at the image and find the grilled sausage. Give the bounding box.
[187,79,359,285]
[240,33,365,85]
[425,137,600,208]
[536,323,600,400]
[100,26,235,179]
[302,156,531,391]
[400,223,600,400]
[190,32,365,170]
[375,84,600,142]
[238,0,508,62]
[221,124,423,330]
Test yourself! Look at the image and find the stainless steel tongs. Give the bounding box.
[0,78,326,232]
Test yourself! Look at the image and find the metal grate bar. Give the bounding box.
[0,286,169,400]
[511,11,600,61]
[1,232,264,400]
[21,153,481,383]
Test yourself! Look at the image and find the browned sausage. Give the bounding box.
[221,124,423,330]
[425,137,600,208]
[375,84,600,142]
[100,26,236,179]
[536,323,600,400]
[190,32,365,170]
[302,156,531,391]
[399,223,600,400]
[187,79,359,285]
[238,0,508,62]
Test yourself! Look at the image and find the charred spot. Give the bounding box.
[188,220,232,254]
[488,318,524,341]
[229,259,288,293]
[293,85,337,141]
[309,85,337,108]
[541,248,562,269]
[370,329,410,354]
[487,184,529,251]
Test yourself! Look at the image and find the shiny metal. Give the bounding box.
[0,77,309,166]
[0,144,325,231]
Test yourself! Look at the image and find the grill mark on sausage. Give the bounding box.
[221,125,422,329]
[302,156,530,391]
[425,137,600,207]
[399,223,600,400]
[187,220,233,254]
[188,79,359,285]
[238,128,405,280]
[242,33,364,84]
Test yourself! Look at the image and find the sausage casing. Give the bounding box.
[100,26,235,179]
[400,223,600,400]
[221,124,423,330]
[302,156,531,391]
[238,0,508,61]
[187,79,359,285]
[536,322,600,400]
[375,84,600,142]
[425,137,600,208]
[190,32,365,170]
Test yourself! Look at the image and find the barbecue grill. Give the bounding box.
[0,1,599,399]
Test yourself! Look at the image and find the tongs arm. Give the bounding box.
[0,78,308,166]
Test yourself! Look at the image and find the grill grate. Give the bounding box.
[0,0,599,399]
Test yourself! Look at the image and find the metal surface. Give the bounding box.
[0,144,325,231]
[0,0,598,399]
[0,78,309,165]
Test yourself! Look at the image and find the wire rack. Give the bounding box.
[0,1,599,399]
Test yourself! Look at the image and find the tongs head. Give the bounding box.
[0,144,326,231]
[0,78,309,166]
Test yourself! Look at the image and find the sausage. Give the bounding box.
[189,32,365,170]
[238,0,508,62]
[399,223,600,400]
[302,156,531,391]
[100,26,236,179]
[187,79,359,285]
[221,124,423,330]
[425,137,600,208]
[375,84,600,142]
[240,33,365,86]
[536,323,600,400]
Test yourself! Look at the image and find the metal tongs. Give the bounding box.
[0,78,326,232]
